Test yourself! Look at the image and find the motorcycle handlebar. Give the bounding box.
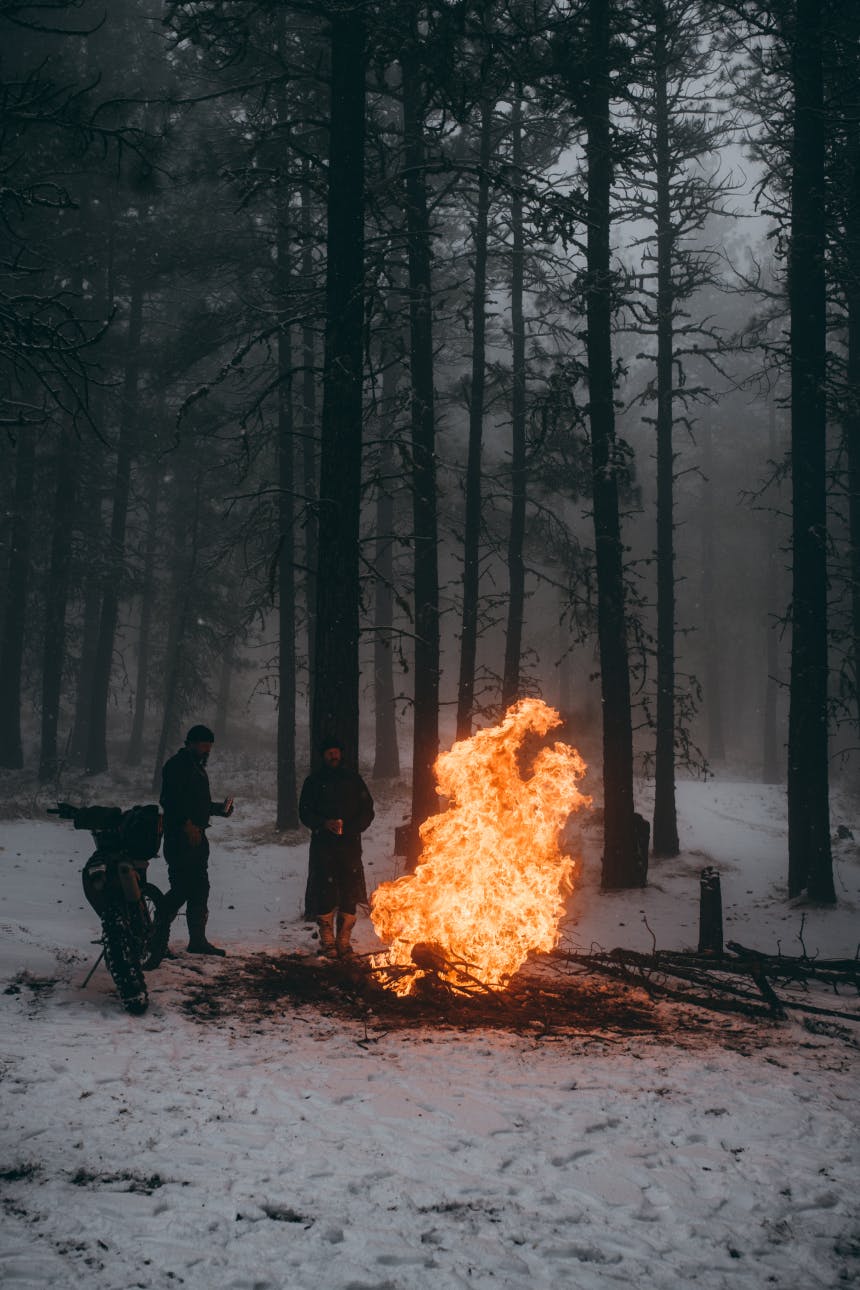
[48,802,79,820]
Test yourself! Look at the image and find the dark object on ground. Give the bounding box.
[633,812,650,885]
[698,867,724,955]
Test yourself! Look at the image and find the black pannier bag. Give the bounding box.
[80,804,162,913]
[120,804,163,862]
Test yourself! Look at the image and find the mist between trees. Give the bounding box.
[1,0,856,903]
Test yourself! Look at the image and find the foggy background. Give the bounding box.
[1,0,856,833]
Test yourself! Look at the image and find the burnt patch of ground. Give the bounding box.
[178,950,668,1039]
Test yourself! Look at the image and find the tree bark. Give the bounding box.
[762,399,783,785]
[787,0,835,901]
[151,468,201,793]
[700,427,725,764]
[403,31,440,839]
[69,560,102,766]
[844,118,860,743]
[456,96,493,739]
[86,262,144,774]
[373,322,402,779]
[300,157,319,754]
[39,425,79,781]
[584,0,641,888]
[277,195,299,830]
[126,461,160,767]
[0,428,37,768]
[310,4,367,770]
[502,94,528,712]
[215,641,234,740]
[651,1,679,858]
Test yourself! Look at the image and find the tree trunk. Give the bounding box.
[844,119,860,742]
[557,588,573,714]
[403,31,441,840]
[700,426,725,764]
[310,4,367,769]
[39,425,79,781]
[373,324,402,779]
[651,2,679,858]
[456,96,493,739]
[300,157,319,753]
[762,399,783,784]
[502,93,528,711]
[151,469,201,793]
[126,461,160,767]
[215,642,234,739]
[584,0,641,888]
[69,558,103,765]
[86,263,144,774]
[787,0,835,901]
[277,197,299,830]
[0,428,37,768]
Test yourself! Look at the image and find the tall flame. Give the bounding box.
[370,698,590,995]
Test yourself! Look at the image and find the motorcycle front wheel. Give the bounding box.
[102,904,148,1015]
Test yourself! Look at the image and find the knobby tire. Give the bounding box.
[140,882,166,971]
[102,903,148,1015]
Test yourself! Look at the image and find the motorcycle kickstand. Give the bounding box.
[82,948,105,988]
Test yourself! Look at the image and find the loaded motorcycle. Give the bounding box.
[50,801,165,1015]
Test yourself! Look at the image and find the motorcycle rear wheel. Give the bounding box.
[140,882,167,970]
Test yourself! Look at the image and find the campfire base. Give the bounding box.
[175,942,858,1051]
[179,951,678,1041]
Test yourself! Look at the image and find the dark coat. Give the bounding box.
[160,746,215,831]
[159,746,224,923]
[299,765,374,917]
[159,745,230,872]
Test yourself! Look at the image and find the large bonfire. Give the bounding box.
[370,698,591,995]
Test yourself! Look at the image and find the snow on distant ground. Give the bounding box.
[1,768,859,1290]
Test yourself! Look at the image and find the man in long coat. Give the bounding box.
[299,738,374,957]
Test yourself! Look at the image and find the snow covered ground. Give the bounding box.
[1,767,858,1290]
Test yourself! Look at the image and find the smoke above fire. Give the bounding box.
[370,698,591,995]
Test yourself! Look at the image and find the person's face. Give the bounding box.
[189,740,213,762]
[323,746,342,769]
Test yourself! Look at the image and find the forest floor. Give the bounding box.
[1,761,858,1290]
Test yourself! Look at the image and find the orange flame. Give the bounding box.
[370,698,590,995]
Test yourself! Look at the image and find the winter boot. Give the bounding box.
[186,911,226,957]
[335,912,357,958]
[317,912,337,958]
[187,940,226,956]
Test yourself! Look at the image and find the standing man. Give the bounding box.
[153,724,234,960]
[299,738,374,957]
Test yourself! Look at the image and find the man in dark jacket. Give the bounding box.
[153,724,234,958]
[299,738,374,957]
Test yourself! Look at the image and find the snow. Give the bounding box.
[1,772,859,1290]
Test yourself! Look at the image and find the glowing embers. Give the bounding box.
[370,698,590,996]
